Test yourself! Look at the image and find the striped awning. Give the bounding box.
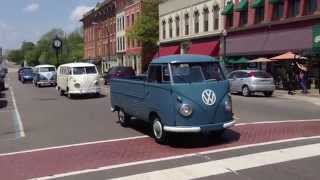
[221,1,234,15]
[251,0,265,8]
[235,0,248,12]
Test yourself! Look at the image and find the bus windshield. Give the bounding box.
[171,62,224,83]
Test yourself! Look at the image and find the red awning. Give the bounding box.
[188,41,220,56]
[159,46,180,56]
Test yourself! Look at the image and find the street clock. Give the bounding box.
[53,38,62,49]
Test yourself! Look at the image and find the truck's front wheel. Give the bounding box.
[152,117,167,144]
[118,109,130,127]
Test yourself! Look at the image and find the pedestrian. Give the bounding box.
[296,61,308,94]
[287,62,296,95]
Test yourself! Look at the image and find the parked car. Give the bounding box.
[57,63,100,98]
[110,55,235,143]
[19,68,33,83]
[33,65,57,87]
[104,66,135,85]
[0,64,7,91]
[228,70,275,97]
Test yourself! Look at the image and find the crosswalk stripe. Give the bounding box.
[112,143,320,180]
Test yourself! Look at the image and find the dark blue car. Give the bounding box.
[19,68,34,83]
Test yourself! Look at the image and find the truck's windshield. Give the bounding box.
[171,62,224,83]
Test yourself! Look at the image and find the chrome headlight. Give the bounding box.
[74,83,80,88]
[179,104,193,117]
[225,95,232,112]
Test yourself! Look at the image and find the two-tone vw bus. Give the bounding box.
[57,63,100,98]
[33,65,57,87]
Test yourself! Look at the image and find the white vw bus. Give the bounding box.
[57,63,100,98]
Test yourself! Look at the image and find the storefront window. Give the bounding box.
[175,16,180,37]
[240,11,248,26]
[184,14,189,35]
[305,0,317,15]
[255,7,264,24]
[162,20,166,39]
[213,5,220,30]
[226,15,233,29]
[203,8,209,32]
[272,2,284,20]
[289,0,300,17]
[194,10,200,34]
[169,18,173,38]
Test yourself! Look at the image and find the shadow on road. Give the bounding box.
[232,93,274,98]
[69,94,107,100]
[120,118,241,148]
[167,130,240,148]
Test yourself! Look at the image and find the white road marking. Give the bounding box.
[236,119,320,126]
[3,119,318,157]
[112,143,320,180]
[0,135,148,157]
[8,80,25,138]
[31,135,320,180]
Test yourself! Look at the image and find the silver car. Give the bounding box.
[228,70,275,97]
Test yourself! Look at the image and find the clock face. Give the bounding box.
[53,40,62,48]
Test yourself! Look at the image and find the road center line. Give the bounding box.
[7,78,25,138]
[31,135,320,180]
[112,143,320,180]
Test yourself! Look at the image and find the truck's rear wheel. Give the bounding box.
[152,117,167,144]
[118,109,130,127]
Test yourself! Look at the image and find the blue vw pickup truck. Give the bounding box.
[110,55,235,143]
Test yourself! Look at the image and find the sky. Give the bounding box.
[0,0,102,50]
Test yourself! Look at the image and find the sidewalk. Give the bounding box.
[275,89,320,106]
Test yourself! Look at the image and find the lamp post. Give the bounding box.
[222,29,227,62]
[157,41,160,57]
[107,27,111,72]
[52,36,62,67]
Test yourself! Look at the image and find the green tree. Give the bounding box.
[7,50,24,64]
[127,0,160,46]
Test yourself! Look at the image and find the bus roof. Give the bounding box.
[151,54,219,64]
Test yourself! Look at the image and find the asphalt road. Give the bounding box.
[1,67,320,179]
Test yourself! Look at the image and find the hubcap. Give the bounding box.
[118,110,125,123]
[153,119,162,139]
[243,87,248,96]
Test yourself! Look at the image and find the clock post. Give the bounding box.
[52,36,62,67]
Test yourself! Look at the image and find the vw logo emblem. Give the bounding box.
[202,89,216,106]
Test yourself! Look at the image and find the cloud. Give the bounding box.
[23,3,40,12]
[0,20,40,49]
[70,6,93,22]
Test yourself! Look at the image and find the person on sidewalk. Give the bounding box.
[287,62,296,95]
[296,61,308,94]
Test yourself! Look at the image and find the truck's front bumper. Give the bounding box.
[69,87,101,95]
[163,120,236,133]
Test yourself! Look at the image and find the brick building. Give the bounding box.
[124,0,144,74]
[159,0,225,57]
[116,0,127,66]
[81,0,116,73]
[221,0,320,58]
